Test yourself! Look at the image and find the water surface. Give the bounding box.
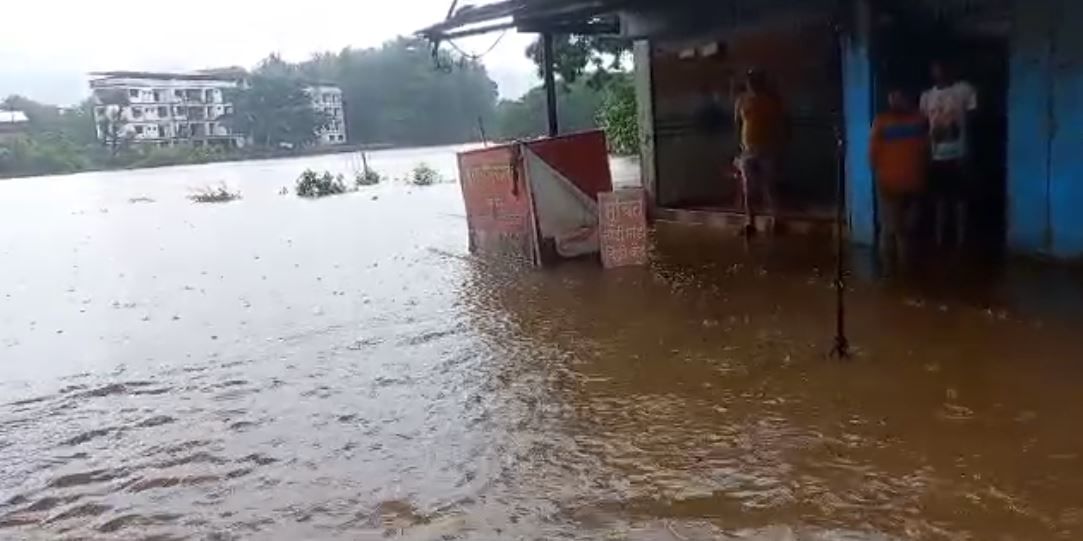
[2,146,1082,539]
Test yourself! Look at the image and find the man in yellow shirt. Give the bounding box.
[734,69,788,227]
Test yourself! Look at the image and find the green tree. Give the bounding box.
[298,37,498,146]
[596,74,638,155]
[493,79,605,140]
[225,57,328,148]
[525,35,631,87]
[94,89,130,156]
[2,94,97,145]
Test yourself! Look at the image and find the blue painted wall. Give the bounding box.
[1006,0,1083,259]
[1049,0,1083,257]
[1006,0,1053,254]
[841,0,876,245]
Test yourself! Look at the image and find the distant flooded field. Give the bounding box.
[2,145,1083,539]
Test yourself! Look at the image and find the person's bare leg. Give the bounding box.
[897,197,916,269]
[956,200,968,249]
[737,156,756,235]
[761,157,778,232]
[935,197,949,248]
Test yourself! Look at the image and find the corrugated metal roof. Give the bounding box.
[419,0,630,38]
[90,70,243,82]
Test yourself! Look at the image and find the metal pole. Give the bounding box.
[831,123,850,360]
[830,18,851,360]
[542,33,559,137]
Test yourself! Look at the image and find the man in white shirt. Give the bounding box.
[920,60,978,249]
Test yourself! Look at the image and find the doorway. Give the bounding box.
[875,12,1010,258]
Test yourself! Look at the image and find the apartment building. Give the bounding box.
[90,71,349,148]
[89,71,244,147]
[309,84,347,145]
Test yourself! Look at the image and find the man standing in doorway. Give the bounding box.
[735,68,787,228]
[920,59,978,249]
[871,88,929,271]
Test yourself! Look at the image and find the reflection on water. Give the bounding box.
[2,147,1083,539]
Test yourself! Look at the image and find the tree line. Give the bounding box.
[1,36,636,179]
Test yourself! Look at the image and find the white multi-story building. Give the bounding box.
[308,84,347,145]
[90,71,349,148]
[89,71,244,147]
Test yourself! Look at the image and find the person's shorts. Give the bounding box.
[736,153,777,183]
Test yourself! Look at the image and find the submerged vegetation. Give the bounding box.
[188,183,241,203]
[407,163,442,186]
[296,169,349,198]
[355,169,381,186]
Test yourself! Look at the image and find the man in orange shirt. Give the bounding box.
[870,89,929,269]
[734,69,787,227]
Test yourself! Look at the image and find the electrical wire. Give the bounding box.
[445,30,508,61]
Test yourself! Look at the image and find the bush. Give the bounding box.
[409,163,442,186]
[188,183,241,203]
[355,168,381,186]
[296,169,348,197]
[597,75,639,156]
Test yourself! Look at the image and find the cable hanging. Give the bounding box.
[445,30,509,62]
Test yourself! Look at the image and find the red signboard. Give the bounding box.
[599,189,648,268]
[457,144,539,264]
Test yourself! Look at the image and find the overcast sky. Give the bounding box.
[0,0,539,105]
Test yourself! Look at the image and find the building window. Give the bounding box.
[134,125,144,135]
[128,89,140,98]
[131,107,143,119]
[157,106,168,117]
[174,90,184,99]
[205,89,215,102]
[153,90,163,102]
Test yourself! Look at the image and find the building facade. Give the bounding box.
[308,84,347,145]
[89,72,349,148]
[90,71,244,147]
[0,110,30,144]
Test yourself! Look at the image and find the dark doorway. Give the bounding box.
[875,12,1010,259]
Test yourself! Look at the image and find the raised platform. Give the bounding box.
[652,205,839,237]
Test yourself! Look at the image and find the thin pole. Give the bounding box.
[831,124,850,359]
[477,115,488,146]
[542,33,559,137]
[830,18,850,360]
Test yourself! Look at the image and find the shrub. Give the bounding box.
[597,75,639,156]
[296,169,348,197]
[355,168,381,186]
[188,183,241,203]
[409,163,442,186]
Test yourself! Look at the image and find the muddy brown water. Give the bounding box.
[2,146,1083,540]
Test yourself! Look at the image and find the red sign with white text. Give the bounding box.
[599,189,648,268]
[457,145,539,265]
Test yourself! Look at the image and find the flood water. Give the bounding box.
[2,145,1083,540]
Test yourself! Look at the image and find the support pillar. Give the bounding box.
[542,33,559,137]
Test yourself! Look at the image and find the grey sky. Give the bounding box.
[0,0,538,105]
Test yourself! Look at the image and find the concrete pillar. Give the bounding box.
[633,40,658,202]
